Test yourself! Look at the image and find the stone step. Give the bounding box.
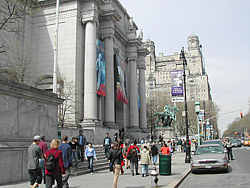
[71,161,110,176]
[77,158,108,168]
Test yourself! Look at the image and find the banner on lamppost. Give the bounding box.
[170,70,184,102]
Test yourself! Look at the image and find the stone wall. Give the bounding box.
[0,147,28,185]
[0,78,63,184]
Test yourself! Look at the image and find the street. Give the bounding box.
[179,147,250,188]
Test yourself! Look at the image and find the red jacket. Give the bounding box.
[44,148,65,175]
[127,145,140,156]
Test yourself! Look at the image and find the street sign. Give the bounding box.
[172,96,184,103]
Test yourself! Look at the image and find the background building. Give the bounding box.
[145,35,217,137]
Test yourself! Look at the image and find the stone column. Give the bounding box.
[83,20,97,120]
[138,65,147,129]
[104,36,115,126]
[128,58,139,128]
[137,47,148,130]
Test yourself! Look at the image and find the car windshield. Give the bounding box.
[196,145,224,155]
[202,140,222,145]
[231,139,240,143]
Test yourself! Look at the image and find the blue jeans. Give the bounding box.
[87,156,94,172]
[72,150,78,162]
[141,164,149,175]
[152,155,158,164]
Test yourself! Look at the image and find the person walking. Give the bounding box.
[27,135,43,188]
[44,139,65,188]
[78,130,87,161]
[38,136,48,187]
[69,137,79,167]
[108,142,123,188]
[85,143,97,174]
[103,133,112,159]
[59,136,72,188]
[140,146,150,177]
[151,143,159,165]
[127,140,140,176]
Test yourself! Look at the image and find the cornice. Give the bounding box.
[0,78,63,105]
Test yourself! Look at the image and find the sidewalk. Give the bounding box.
[0,152,190,188]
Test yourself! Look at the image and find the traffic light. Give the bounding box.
[240,112,243,119]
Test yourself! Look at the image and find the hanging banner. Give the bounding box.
[114,54,128,104]
[171,70,184,102]
[170,70,184,96]
[96,40,106,96]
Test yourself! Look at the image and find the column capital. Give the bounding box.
[81,6,98,25]
[137,64,146,70]
[100,26,115,40]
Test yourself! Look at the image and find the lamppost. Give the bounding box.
[148,73,155,142]
[195,102,201,145]
[180,47,191,163]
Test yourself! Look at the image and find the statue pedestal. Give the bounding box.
[155,127,175,142]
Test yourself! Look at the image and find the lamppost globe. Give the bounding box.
[195,101,200,115]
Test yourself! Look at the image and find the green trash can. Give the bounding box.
[159,154,171,175]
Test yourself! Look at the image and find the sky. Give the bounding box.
[120,0,250,134]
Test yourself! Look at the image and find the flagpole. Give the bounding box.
[53,0,60,93]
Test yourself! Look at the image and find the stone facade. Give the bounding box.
[0,77,63,185]
[17,0,148,138]
[145,35,212,103]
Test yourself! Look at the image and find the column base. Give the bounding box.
[103,121,117,128]
[79,119,101,128]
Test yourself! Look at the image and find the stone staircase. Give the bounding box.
[71,145,110,176]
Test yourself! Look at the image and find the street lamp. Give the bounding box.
[195,101,200,145]
[180,47,191,163]
[148,73,155,142]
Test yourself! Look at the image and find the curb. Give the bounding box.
[165,168,191,188]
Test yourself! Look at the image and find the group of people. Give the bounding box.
[103,133,176,188]
[27,130,93,188]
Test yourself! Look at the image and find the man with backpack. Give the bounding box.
[126,140,140,176]
[45,139,65,188]
[78,130,87,161]
[59,136,72,188]
[27,135,43,188]
[103,133,112,158]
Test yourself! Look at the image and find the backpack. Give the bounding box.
[46,151,58,172]
[127,147,138,160]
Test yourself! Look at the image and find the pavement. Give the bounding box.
[178,147,250,188]
[0,152,191,188]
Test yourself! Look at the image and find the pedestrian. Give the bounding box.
[27,135,43,188]
[151,143,159,165]
[103,133,112,159]
[68,137,79,166]
[44,139,65,188]
[38,136,48,186]
[114,132,118,142]
[85,143,97,174]
[224,138,234,160]
[59,136,72,188]
[160,143,170,155]
[108,142,123,188]
[177,139,182,152]
[78,130,87,161]
[126,140,140,176]
[140,146,150,177]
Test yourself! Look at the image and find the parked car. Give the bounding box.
[231,138,242,147]
[191,144,229,173]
